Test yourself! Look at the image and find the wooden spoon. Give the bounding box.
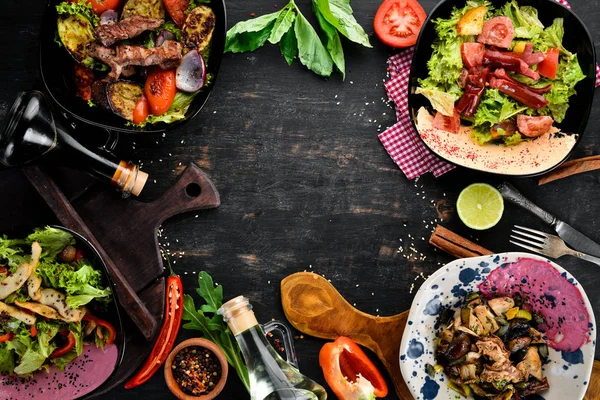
[280,272,600,399]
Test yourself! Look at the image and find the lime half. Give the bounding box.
[456,183,504,230]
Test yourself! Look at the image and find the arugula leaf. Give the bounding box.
[182,273,250,392]
[313,0,371,48]
[314,6,345,79]
[294,10,333,77]
[268,3,297,44]
[280,26,298,65]
[225,11,281,53]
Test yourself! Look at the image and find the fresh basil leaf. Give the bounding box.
[268,3,297,44]
[313,0,371,48]
[225,11,281,53]
[294,10,333,77]
[280,26,298,65]
[314,7,345,79]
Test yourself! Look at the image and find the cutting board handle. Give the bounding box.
[147,163,221,225]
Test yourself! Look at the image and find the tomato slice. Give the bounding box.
[133,94,150,125]
[319,337,388,399]
[374,0,427,48]
[537,48,559,80]
[144,68,178,116]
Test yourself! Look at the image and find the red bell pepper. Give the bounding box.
[82,314,116,345]
[30,325,38,337]
[50,332,76,358]
[319,337,388,399]
[0,332,14,342]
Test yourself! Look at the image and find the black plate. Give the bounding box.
[408,0,596,177]
[39,0,227,134]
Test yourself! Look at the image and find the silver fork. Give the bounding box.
[510,225,600,267]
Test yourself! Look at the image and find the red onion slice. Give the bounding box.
[100,10,118,25]
[176,50,206,93]
[155,30,176,47]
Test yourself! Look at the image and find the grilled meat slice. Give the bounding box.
[88,40,182,80]
[95,15,164,47]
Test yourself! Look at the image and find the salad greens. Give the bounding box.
[419,0,586,145]
[182,271,250,392]
[225,0,371,78]
[0,227,113,377]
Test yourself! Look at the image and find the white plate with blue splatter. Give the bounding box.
[399,252,596,400]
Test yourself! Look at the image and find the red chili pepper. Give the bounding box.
[319,337,389,399]
[0,332,14,342]
[82,314,116,345]
[50,332,76,358]
[30,325,38,337]
[124,268,183,389]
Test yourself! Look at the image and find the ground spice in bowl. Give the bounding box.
[171,346,222,396]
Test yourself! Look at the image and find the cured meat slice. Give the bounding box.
[432,109,461,134]
[516,115,554,137]
[477,16,514,49]
[461,43,486,69]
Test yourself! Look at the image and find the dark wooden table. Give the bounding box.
[1,0,599,398]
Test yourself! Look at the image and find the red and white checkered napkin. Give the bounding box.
[378,0,600,181]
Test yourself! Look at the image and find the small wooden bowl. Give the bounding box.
[164,338,229,400]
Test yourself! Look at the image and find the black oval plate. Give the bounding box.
[408,0,596,177]
[39,0,227,134]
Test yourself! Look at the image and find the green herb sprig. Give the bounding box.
[225,0,371,78]
[182,272,250,392]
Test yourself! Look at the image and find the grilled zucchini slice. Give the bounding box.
[121,0,165,20]
[57,14,96,67]
[182,5,216,52]
[107,81,144,121]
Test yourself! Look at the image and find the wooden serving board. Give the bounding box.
[280,272,600,400]
[0,162,220,394]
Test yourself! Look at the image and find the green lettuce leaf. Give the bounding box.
[36,321,61,358]
[500,0,544,39]
[27,227,75,260]
[13,346,47,376]
[415,87,458,116]
[474,89,527,127]
[532,18,572,57]
[139,91,199,127]
[504,132,523,146]
[540,54,586,122]
[0,343,15,375]
[0,236,28,270]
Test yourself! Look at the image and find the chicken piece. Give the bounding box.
[517,346,543,381]
[0,264,33,300]
[465,351,481,363]
[0,302,35,325]
[488,297,515,316]
[26,242,43,301]
[14,300,61,320]
[476,335,511,370]
[481,364,523,383]
[474,305,500,333]
[468,309,485,335]
[39,289,86,323]
[530,328,546,344]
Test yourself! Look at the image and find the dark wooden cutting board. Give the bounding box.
[281,272,600,400]
[0,162,220,395]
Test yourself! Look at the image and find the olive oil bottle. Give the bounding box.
[218,296,327,400]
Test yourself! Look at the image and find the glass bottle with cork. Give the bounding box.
[218,296,327,400]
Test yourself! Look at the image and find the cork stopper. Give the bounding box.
[131,170,148,197]
[218,296,258,336]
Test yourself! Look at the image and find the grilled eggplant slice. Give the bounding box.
[57,14,96,67]
[182,5,216,52]
[121,0,165,20]
[107,81,144,121]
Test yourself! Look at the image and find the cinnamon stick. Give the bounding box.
[429,225,492,259]
[538,155,600,186]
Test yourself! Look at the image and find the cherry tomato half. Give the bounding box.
[133,94,150,125]
[537,48,559,80]
[374,0,427,48]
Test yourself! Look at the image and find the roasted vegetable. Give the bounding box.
[182,5,216,52]
[57,14,97,67]
[121,0,165,20]
[107,81,144,121]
